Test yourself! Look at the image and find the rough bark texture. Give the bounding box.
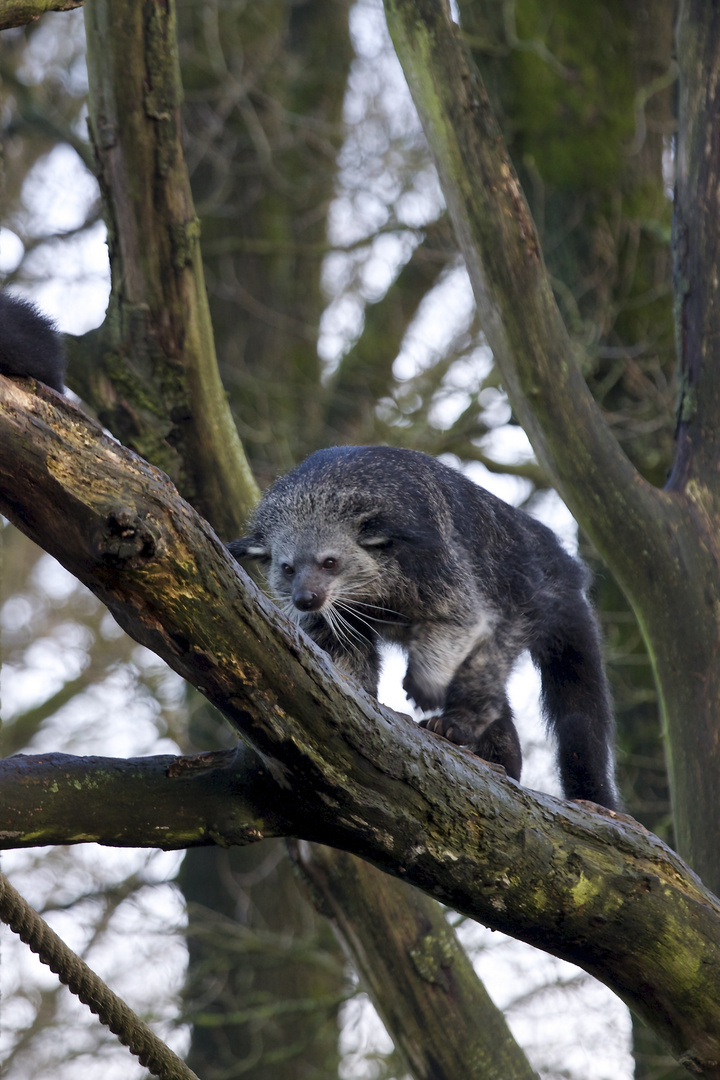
[666,0,720,886]
[0,749,291,849]
[81,0,258,533]
[383,0,720,902]
[2,377,720,1075]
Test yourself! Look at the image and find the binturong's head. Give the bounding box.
[227,460,395,626]
[229,518,385,619]
[227,446,447,631]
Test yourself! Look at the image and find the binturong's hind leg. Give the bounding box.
[416,642,523,781]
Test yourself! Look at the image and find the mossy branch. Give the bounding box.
[0,0,83,31]
[0,749,294,850]
[382,0,671,587]
[2,376,720,1074]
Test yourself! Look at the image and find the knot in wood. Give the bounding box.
[96,506,159,564]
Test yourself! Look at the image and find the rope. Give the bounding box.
[0,870,200,1080]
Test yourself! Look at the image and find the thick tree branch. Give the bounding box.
[0,749,294,850]
[0,746,537,1080]
[2,377,720,1074]
[0,0,83,31]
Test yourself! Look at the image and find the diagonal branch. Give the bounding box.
[2,376,720,1073]
[382,0,670,585]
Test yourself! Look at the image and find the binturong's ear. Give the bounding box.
[227,536,270,561]
[357,513,436,551]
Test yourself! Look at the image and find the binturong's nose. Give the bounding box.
[293,588,323,612]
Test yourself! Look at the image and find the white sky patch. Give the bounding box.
[22,225,110,333]
[663,135,675,200]
[20,144,98,237]
[31,551,85,601]
[0,228,25,273]
[459,919,633,1080]
[427,344,495,430]
[11,144,110,331]
[393,263,476,380]
[16,9,88,94]
[339,991,399,1080]
[318,0,444,372]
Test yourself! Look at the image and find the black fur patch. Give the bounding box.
[0,292,66,393]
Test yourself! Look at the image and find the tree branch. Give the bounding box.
[381,0,670,587]
[81,0,259,533]
[0,0,83,31]
[0,749,294,850]
[0,746,538,1080]
[2,376,720,1073]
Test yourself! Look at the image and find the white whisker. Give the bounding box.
[333,600,382,638]
[322,605,368,651]
[336,596,408,625]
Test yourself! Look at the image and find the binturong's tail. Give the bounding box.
[532,600,618,811]
[0,292,65,393]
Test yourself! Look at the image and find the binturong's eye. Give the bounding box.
[321,557,337,570]
[281,563,294,576]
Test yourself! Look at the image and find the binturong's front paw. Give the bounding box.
[402,670,445,712]
[419,711,522,782]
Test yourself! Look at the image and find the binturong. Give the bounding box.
[229,445,618,810]
[0,291,66,393]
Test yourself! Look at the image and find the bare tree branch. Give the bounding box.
[0,0,83,32]
[0,749,293,850]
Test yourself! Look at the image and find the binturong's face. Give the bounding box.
[266,523,384,618]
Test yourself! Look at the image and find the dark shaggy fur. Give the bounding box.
[0,292,65,393]
[230,445,618,809]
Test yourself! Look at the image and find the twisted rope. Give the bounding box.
[0,870,199,1080]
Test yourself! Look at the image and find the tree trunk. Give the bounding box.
[663,0,720,894]
[82,0,258,533]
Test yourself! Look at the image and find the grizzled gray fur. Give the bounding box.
[229,445,618,809]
